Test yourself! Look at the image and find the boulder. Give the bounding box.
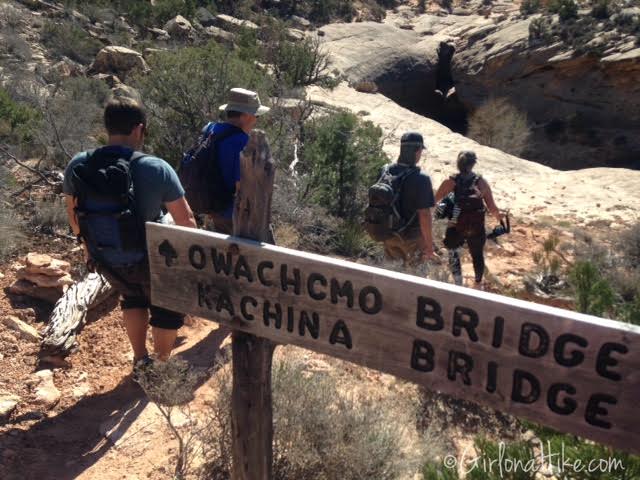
[2,315,40,343]
[41,57,83,83]
[24,253,71,276]
[195,6,216,27]
[290,15,311,30]
[203,26,235,44]
[147,27,170,41]
[286,28,306,42]
[214,14,259,31]
[164,15,194,38]
[89,46,149,79]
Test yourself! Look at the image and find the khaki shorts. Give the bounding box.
[383,234,425,266]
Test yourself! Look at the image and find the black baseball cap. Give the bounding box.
[400,132,425,149]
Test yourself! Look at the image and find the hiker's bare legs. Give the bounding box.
[123,308,150,362]
[152,327,177,362]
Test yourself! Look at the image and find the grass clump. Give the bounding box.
[31,199,68,235]
[201,352,423,479]
[0,166,25,262]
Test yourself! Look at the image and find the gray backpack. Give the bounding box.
[363,165,418,241]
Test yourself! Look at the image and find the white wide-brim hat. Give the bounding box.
[219,87,271,116]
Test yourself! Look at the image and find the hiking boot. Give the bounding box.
[132,354,154,384]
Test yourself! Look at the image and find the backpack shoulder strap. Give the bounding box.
[129,151,148,163]
[396,166,419,186]
[208,124,245,145]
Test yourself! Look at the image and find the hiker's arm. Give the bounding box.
[418,208,436,259]
[65,195,80,236]
[435,179,455,203]
[478,178,502,223]
[165,197,197,228]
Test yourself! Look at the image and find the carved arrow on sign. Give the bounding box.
[158,240,178,267]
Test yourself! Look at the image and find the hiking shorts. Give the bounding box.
[383,233,425,266]
[97,263,184,330]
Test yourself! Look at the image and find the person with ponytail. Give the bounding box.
[434,151,503,289]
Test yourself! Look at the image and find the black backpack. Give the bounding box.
[70,149,148,268]
[363,165,418,241]
[453,173,484,213]
[178,123,244,215]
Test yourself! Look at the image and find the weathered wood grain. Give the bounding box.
[40,272,116,357]
[231,130,276,480]
[148,223,640,454]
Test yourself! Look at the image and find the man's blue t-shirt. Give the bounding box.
[62,146,185,223]
[203,122,249,219]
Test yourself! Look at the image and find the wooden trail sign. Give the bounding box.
[148,223,640,454]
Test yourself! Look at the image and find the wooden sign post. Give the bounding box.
[148,221,640,456]
[230,130,275,480]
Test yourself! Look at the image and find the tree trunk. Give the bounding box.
[230,130,276,480]
[40,272,116,358]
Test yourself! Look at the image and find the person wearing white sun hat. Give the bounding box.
[200,88,270,233]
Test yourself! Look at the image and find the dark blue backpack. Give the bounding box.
[70,148,148,268]
[178,122,244,215]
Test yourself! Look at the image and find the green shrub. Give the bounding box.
[0,87,39,145]
[32,77,109,167]
[569,261,615,316]
[134,41,272,166]
[520,0,541,15]
[200,353,421,479]
[300,110,388,220]
[261,23,331,88]
[521,421,640,480]
[468,438,536,480]
[549,0,579,22]
[41,20,103,64]
[423,462,460,480]
[591,0,614,19]
[65,0,200,28]
[529,16,554,41]
[467,98,531,157]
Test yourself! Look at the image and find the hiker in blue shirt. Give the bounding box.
[201,88,270,233]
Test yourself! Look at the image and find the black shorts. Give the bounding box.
[97,263,184,330]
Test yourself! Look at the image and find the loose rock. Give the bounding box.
[2,315,40,343]
[164,15,194,38]
[33,370,61,409]
[0,393,20,420]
